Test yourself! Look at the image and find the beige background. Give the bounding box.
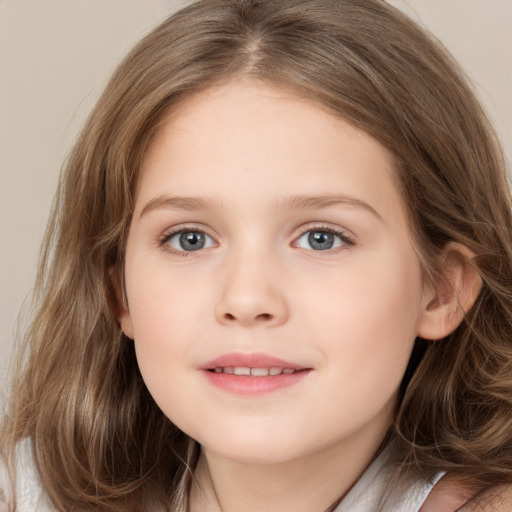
[1,0,511,382]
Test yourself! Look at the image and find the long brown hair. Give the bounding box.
[2,1,511,510]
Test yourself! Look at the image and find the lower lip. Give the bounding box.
[202,369,311,395]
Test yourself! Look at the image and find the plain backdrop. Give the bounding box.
[1,0,511,384]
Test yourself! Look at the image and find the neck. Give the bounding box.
[189,430,388,512]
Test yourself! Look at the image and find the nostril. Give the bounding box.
[223,312,273,322]
[256,313,273,321]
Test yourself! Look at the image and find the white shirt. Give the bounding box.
[1,440,444,512]
[334,448,444,512]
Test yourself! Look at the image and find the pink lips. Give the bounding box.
[200,352,311,395]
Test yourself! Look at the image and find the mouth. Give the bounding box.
[208,367,304,376]
[200,353,311,395]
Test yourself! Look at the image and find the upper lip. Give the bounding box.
[200,352,308,370]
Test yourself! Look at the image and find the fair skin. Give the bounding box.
[119,79,478,512]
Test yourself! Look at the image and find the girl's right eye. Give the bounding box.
[163,230,216,253]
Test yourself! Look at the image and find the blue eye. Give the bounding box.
[295,229,348,251]
[165,230,215,252]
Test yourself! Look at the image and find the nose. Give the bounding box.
[214,250,289,328]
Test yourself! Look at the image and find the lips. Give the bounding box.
[201,352,307,371]
[200,352,311,395]
[211,366,300,376]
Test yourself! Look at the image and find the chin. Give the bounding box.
[197,428,321,466]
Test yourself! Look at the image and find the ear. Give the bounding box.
[417,242,482,341]
[109,268,134,340]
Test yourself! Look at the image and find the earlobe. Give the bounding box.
[417,242,482,341]
[118,303,135,340]
[109,268,135,340]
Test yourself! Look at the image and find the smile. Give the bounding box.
[200,353,311,395]
[209,367,300,376]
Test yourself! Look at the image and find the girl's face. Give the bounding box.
[121,79,432,465]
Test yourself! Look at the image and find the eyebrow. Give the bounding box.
[139,193,382,220]
[140,195,220,218]
[279,194,383,220]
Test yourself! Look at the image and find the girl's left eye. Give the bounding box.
[164,230,216,252]
[294,229,351,251]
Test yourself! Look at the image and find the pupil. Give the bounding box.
[180,231,205,251]
[309,231,334,250]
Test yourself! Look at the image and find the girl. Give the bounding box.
[2,0,512,510]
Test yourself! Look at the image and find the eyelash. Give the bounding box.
[159,224,355,257]
[159,226,213,257]
[294,224,355,253]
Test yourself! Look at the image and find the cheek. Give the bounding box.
[124,260,211,392]
[128,279,207,427]
[127,251,211,330]
[302,247,424,394]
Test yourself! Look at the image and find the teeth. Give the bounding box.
[211,367,298,376]
[233,367,251,376]
[251,368,269,376]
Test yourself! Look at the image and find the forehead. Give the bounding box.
[137,78,406,223]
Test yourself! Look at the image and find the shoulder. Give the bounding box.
[420,476,474,512]
[464,484,512,512]
[421,476,512,512]
[0,450,10,511]
[0,447,12,509]
[0,438,56,512]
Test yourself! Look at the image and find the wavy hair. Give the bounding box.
[2,0,511,510]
